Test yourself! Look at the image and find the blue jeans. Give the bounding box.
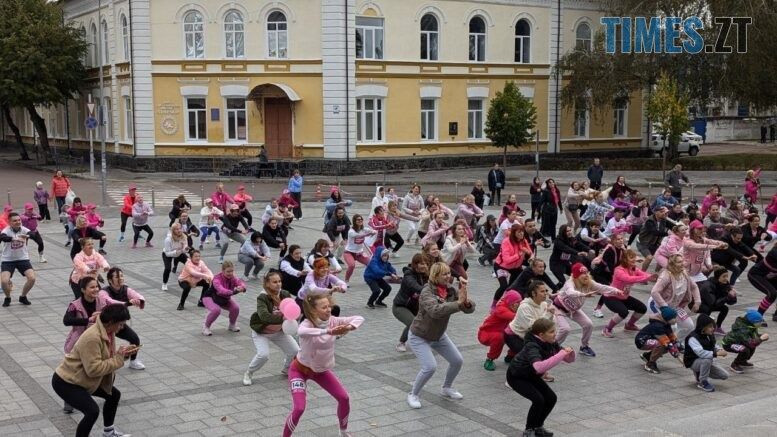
[408,332,463,396]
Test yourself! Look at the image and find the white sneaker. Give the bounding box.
[219,256,224,264]
[339,430,353,437]
[103,428,130,437]
[242,371,253,386]
[161,284,168,291]
[592,309,604,318]
[441,387,463,400]
[242,275,251,282]
[392,251,400,258]
[395,342,407,353]
[128,359,145,370]
[202,325,212,336]
[251,274,260,280]
[406,393,422,409]
[39,255,47,263]
[228,324,241,332]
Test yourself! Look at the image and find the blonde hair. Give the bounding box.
[170,222,186,242]
[666,254,685,276]
[463,194,475,202]
[221,260,235,271]
[428,262,451,285]
[303,294,332,325]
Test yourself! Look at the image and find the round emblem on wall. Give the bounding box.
[161,116,178,135]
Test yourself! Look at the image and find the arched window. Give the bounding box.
[514,19,531,63]
[468,17,486,62]
[420,14,438,61]
[183,10,204,59]
[224,10,245,58]
[120,14,129,60]
[90,23,98,66]
[101,20,110,64]
[79,26,88,66]
[267,11,288,59]
[576,23,592,51]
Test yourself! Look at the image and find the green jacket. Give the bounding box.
[250,290,292,334]
[721,316,762,349]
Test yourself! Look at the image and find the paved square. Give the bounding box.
[1,201,777,436]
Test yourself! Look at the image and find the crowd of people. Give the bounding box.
[1,163,777,437]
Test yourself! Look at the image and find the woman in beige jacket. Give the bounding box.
[51,303,136,437]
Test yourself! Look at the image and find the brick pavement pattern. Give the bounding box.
[1,201,777,436]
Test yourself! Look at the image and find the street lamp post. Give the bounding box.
[97,0,107,206]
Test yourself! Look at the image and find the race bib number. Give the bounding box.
[336,225,345,232]
[290,378,306,392]
[560,253,571,261]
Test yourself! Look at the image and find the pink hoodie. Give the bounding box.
[297,315,364,373]
[70,251,110,284]
[178,260,214,286]
[654,233,684,269]
[611,266,652,299]
[682,237,721,277]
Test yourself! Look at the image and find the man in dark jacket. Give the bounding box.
[487,163,506,206]
[711,227,757,285]
[587,158,604,190]
[664,164,689,200]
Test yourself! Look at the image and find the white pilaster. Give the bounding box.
[129,0,155,156]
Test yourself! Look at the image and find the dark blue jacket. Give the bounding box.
[363,247,396,281]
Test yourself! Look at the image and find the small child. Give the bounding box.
[506,318,575,437]
[635,306,680,374]
[33,181,51,221]
[84,204,104,229]
[362,246,398,308]
[477,290,521,370]
[721,309,769,374]
[683,314,729,392]
[59,204,72,245]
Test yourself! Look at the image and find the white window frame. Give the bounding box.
[468,17,486,62]
[185,97,207,142]
[90,23,98,66]
[123,96,133,140]
[574,105,589,138]
[613,101,627,137]
[467,98,485,139]
[356,97,384,143]
[356,16,384,60]
[420,98,437,141]
[576,23,592,52]
[224,97,247,142]
[121,14,129,61]
[101,20,110,64]
[224,10,245,59]
[183,11,205,59]
[266,11,288,59]
[515,19,531,63]
[420,14,439,61]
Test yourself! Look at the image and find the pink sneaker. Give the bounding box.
[714,327,726,335]
[624,323,640,332]
[601,328,614,338]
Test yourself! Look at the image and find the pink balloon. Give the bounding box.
[279,298,293,312]
[281,302,301,320]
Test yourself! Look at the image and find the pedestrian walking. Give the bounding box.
[51,170,71,214]
[664,164,689,200]
[487,163,506,206]
[539,179,563,240]
[33,181,51,221]
[288,169,304,219]
[118,184,136,242]
[529,177,543,221]
[587,158,604,190]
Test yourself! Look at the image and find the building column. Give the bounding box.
[546,0,563,154]
[321,0,356,160]
[129,0,155,156]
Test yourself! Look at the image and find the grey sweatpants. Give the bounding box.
[220,232,247,257]
[691,357,729,382]
[408,332,463,396]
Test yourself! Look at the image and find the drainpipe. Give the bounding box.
[553,0,561,153]
[344,0,350,162]
[128,0,137,157]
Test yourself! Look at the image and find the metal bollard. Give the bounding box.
[455,182,459,201]
[151,187,156,209]
[647,183,652,203]
[201,185,205,207]
[690,183,695,201]
[251,181,256,202]
[6,190,10,206]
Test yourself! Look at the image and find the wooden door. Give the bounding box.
[264,98,293,158]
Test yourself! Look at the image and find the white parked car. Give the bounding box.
[650,133,701,157]
[681,131,704,144]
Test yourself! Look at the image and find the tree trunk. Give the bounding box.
[503,144,507,169]
[1,106,30,160]
[25,105,52,163]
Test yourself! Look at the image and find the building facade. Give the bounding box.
[3,0,645,160]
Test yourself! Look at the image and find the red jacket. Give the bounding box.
[478,297,519,336]
[51,176,71,197]
[121,194,136,215]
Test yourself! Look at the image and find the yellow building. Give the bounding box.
[5,0,644,161]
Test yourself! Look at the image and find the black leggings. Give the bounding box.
[178,280,209,307]
[162,253,188,284]
[603,296,646,319]
[723,343,755,365]
[365,278,392,305]
[628,225,642,246]
[506,372,557,430]
[120,212,131,233]
[766,212,776,228]
[531,202,541,220]
[116,324,140,360]
[52,373,121,437]
[384,233,404,252]
[133,224,154,245]
[749,268,777,311]
[504,332,525,355]
[241,209,253,227]
[38,203,51,221]
[492,264,523,302]
[550,262,571,288]
[27,230,44,254]
[699,301,733,328]
[70,280,82,299]
[290,192,302,218]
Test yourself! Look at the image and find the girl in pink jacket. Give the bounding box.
[683,220,726,281]
[654,223,688,269]
[201,261,246,336]
[648,253,701,339]
[744,168,761,203]
[284,293,364,437]
[177,250,214,309]
[601,250,655,337]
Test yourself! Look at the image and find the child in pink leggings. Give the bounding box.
[284,294,364,437]
[201,261,245,336]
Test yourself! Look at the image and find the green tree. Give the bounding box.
[646,74,690,177]
[484,81,537,168]
[0,0,87,162]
